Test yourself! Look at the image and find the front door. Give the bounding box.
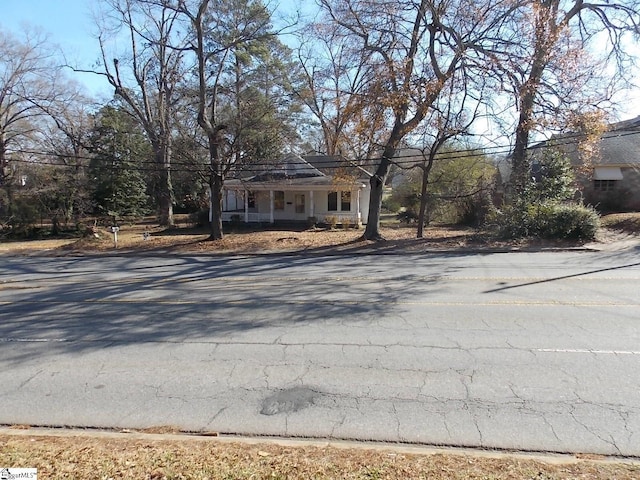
[294,194,305,215]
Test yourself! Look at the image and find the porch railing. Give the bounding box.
[221,212,271,223]
[222,211,361,225]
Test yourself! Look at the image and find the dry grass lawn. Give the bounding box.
[0,224,484,255]
[1,429,639,479]
[1,212,638,255]
[68,224,485,254]
[2,217,634,256]
[1,220,485,254]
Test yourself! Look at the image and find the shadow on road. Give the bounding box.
[0,252,464,364]
[483,261,640,293]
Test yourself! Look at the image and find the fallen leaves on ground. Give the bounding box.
[0,224,607,255]
[1,432,639,480]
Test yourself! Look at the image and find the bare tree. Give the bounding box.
[0,28,61,222]
[410,75,487,237]
[295,21,384,160]
[89,0,186,226]
[37,84,95,226]
[317,0,515,240]
[168,0,293,240]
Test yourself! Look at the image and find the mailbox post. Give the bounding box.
[111,226,120,248]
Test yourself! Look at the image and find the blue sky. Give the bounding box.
[3,0,637,121]
[4,0,98,59]
[3,0,109,94]
[2,0,302,64]
[1,0,304,97]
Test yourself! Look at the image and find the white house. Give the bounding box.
[221,153,371,225]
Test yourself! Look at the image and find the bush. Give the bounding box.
[189,209,210,227]
[455,191,493,227]
[4,195,41,238]
[381,197,401,213]
[388,150,497,227]
[324,215,338,229]
[488,202,600,240]
[539,204,600,240]
[396,209,418,224]
[490,150,600,240]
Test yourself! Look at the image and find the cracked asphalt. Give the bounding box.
[1,246,639,456]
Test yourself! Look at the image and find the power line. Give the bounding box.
[5,129,640,175]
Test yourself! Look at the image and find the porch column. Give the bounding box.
[269,190,275,224]
[356,189,361,225]
[309,190,315,218]
[244,190,249,223]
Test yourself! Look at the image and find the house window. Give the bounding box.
[341,191,351,211]
[295,194,305,214]
[247,191,256,208]
[328,191,338,211]
[594,180,617,192]
[274,191,285,210]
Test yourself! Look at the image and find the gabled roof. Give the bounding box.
[531,115,640,167]
[248,153,326,182]
[304,153,373,179]
[304,154,346,175]
[224,152,368,190]
[597,126,640,166]
[609,115,640,131]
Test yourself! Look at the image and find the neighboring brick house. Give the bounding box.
[579,116,640,211]
[532,115,640,211]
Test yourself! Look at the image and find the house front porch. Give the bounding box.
[218,153,371,226]
[221,185,367,226]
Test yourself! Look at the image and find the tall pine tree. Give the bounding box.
[88,106,151,223]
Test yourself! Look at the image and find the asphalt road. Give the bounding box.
[1,247,639,456]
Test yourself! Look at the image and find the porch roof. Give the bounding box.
[224,176,367,191]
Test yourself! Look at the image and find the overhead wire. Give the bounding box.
[5,129,640,175]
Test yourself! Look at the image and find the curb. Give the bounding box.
[2,426,639,466]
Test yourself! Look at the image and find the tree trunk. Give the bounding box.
[157,179,174,226]
[0,135,9,220]
[509,3,556,202]
[362,137,409,240]
[362,170,387,240]
[155,143,174,227]
[509,105,534,200]
[209,171,224,240]
[0,133,6,188]
[416,165,430,238]
[362,143,398,240]
[207,132,225,241]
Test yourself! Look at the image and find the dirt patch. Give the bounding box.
[1,430,639,479]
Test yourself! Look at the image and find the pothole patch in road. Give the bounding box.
[260,387,319,416]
